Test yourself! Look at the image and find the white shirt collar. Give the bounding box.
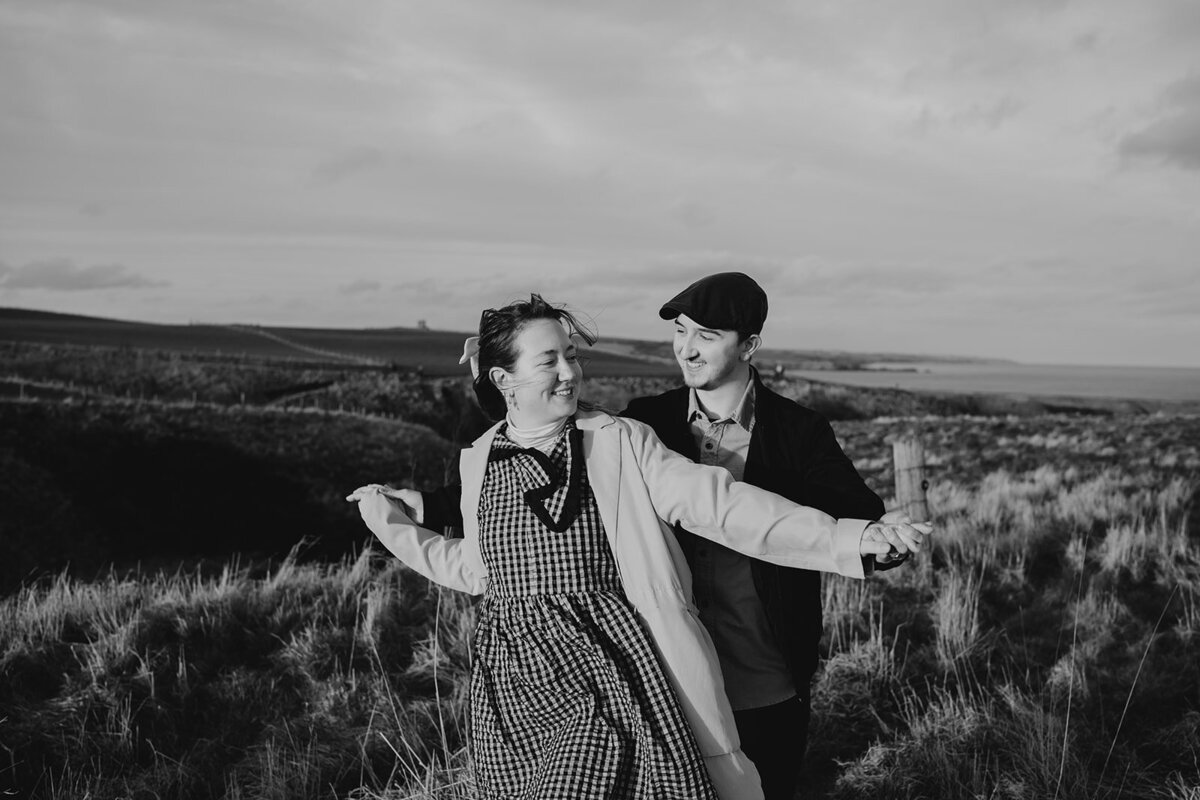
[686,372,756,432]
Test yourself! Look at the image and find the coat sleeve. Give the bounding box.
[792,415,885,521]
[621,419,870,578]
[357,492,487,594]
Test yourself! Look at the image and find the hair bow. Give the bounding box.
[459,336,481,379]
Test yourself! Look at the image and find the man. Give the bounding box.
[622,272,903,800]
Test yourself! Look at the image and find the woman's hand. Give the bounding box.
[345,484,424,524]
[858,511,932,560]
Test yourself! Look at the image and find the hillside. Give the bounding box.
[0,308,677,377]
[0,307,980,376]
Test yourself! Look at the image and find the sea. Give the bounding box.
[789,362,1200,403]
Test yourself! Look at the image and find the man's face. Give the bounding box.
[672,313,745,391]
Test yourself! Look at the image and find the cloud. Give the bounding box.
[915,94,1027,134]
[1120,115,1200,169]
[608,255,948,304]
[337,279,382,295]
[0,259,167,291]
[674,202,716,230]
[1138,291,1200,318]
[1126,264,1200,318]
[632,253,789,286]
[388,276,537,322]
[1119,74,1200,170]
[312,146,386,186]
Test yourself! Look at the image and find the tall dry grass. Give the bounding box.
[1,547,475,799]
[806,417,1200,800]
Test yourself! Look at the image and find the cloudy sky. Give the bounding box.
[2,0,1198,366]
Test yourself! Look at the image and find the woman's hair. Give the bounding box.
[472,294,598,420]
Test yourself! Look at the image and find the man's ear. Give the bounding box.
[742,334,763,361]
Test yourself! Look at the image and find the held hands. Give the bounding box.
[345,484,425,525]
[858,509,933,562]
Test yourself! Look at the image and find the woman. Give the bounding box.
[348,295,928,800]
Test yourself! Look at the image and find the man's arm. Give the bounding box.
[770,411,919,571]
[791,416,885,521]
[798,417,921,570]
[421,484,464,532]
[379,484,465,535]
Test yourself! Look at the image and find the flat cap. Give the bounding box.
[658,272,767,334]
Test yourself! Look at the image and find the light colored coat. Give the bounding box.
[359,409,872,800]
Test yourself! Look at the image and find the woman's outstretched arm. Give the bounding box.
[347,484,486,593]
[622,420,930,577]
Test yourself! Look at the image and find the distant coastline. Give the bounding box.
[790,361,1200,404]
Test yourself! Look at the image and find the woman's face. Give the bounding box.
[491,318,583,426]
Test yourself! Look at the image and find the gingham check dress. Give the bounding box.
[470,421,718,799]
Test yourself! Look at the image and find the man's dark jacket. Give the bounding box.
[621,371,885,690]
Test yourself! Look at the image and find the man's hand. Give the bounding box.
[858,511,932,560]
[345,484,425,524]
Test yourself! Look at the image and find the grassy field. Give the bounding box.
[0,306,1002,379]
[4,337,1168,597]
[1,330,1198,798]
[2,403,1198,798]
[1,338,1159,435]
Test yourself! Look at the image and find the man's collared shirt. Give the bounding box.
[687,377,796,711]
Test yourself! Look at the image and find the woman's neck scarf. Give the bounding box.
[491,418,583,533]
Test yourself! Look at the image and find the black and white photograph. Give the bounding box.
[2,1,1198,798]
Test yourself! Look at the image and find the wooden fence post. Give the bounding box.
[892,436,930,521]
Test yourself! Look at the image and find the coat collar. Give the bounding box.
[465,407,617,452]
[572,406,619,431]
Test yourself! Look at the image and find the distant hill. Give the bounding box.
[0,307,991,376]
[0,308,676,377]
